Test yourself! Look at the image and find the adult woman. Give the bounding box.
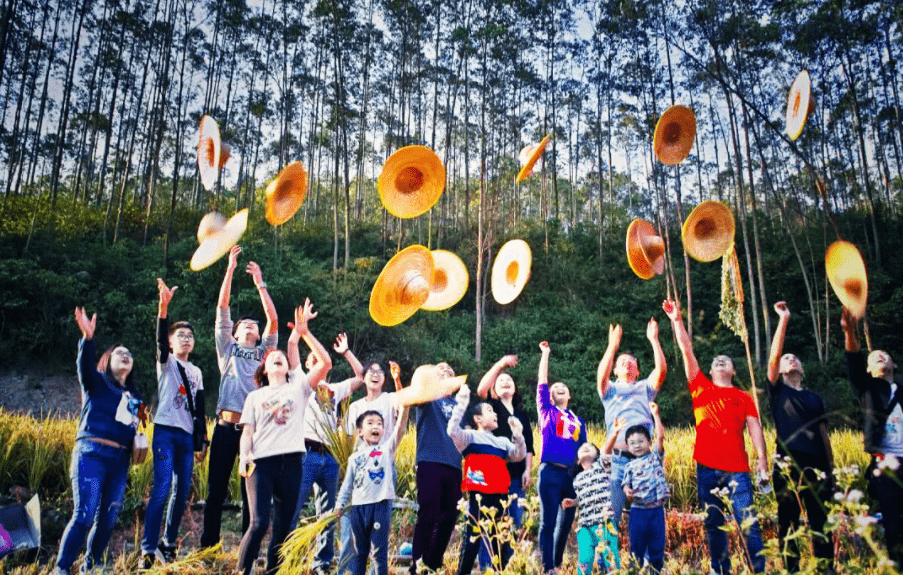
[536,341,587,575]
[236,300,332,575]
[55,308,145,575]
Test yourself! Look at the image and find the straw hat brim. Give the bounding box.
[653,105,696,166]
[626,219,665,280]
[681,201,735,263]
[378,146,446,219]
[516,135,551,183]
[826,240,867,319]
[421,250,469,311]
[369,245,435,326]
[197,116,221,192]
[491,239,532,305]
[786,70,812,141]
[266,162,308,226]
[190,209,249,271]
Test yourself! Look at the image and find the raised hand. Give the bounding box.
[333,332,349,354]
[610,416,628,435]
[840,307,855,332]
[456,382,470,403]
[74,307,97,340]
[389,361,402,389]
[157,278,178,309]
[227,245,241,272]
[662,299,681,322]
[508,416,524,438]
[646,317,659,340]
[246,261,264,286]
[501,354,518,368]
[649,402,659,418]
[293,298,318,335]
[608,324,623,347]
[539,341,550,355]
[774,301,790,319]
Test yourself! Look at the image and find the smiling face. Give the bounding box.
[234,319,260,347]
[493,373,516,400]
[549,382,571,408]
[358,413,385,445]
[473,403,499,431]
[867,350,895,379]
[779,353,804,376]
[364,363,386,393]
[436,362,456,380]
[169,327,195,357]
[626,429,651,458]
[614,354,639,383]
[110,346,133,375]
[709,355,736,380]
[264,350,289,384]
[577,443,600,466]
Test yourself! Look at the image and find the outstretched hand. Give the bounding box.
[509,416,524,437]
[227,245,241,272]
[246,261,264,286]
[501,354,518,369]
[646,317,659,340]
[456,382,470,402]
[609,416,628,435]
[389,361,402,389]
[774,301,790,319]
[561,498,577,509]
[608,324,623,347]
[157,278,178,309]
[539,341,550,355]
[333,333,349,355]
[662,299,681,322]
[74,307,97,340]
[840,307,856,332]
[293,298,318,335]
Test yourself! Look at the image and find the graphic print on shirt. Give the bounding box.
[466,469,488,486]
[115,392,142,428]
[261,397,294,425]
[230,346,266,362]
[555,408,581,441]
[368,449,386,484]
[440,398,455,420]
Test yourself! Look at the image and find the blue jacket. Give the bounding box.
[76,338,143,447]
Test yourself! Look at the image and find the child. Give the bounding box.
[447,383,526,575]
[562,418,627,575]
[622,402,669,573]
[336,406,409,575]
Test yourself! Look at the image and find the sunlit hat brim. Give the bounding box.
[516,135,551,183]
[653,105,696,166]
[378,146,446,219]
[786,70,812,141]
[190,209,249,271]
[197,116,221,191]
[266,162,308,226]
[369,245,435,326]
[826,240,867,319]
[491,239,532,305]
[626,219,665,280]
[681,201,735,263]
[422,250,469,311]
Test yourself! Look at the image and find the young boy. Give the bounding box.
[622,402,669,574]
[446,383,526,575]
[562,418,627,575]
[336,407,409,575]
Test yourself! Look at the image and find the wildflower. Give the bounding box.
[813,469,826,481]
[878,454,900,472]
[834,492,845,501]
[728,479,739,489]
[854,515,877,528]
[846,489,864,503]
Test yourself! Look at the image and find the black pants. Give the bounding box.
[457,492,509,575]
[200,421,250,548]
[773,450,834,573]
[410,462,462,574]
[869,456,903,568]
[237,452,304,575]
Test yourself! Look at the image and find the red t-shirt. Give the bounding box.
[689,371,759,472]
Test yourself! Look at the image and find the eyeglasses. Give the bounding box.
[175,334,195,341]
[368,369,385,376]
[113,349,132,358]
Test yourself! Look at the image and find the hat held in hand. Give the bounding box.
[378,146,446,219]
[190,209,249,271]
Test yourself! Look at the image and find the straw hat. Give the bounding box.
[197,115,221,191]
[265,162,308,226]
[378,146,446,219]
[653,105,696,166]
[190,209,249,271]
[491,239,532,305]
[681,201,735,263]
[786,70,813,141]
[626,219,665,280]
[369,245,435,326]
[421,250,469,312]
[826,241,867,319]
[219,142,232,169]
[516,135,551,183]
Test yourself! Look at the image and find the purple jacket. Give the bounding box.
[537,382,587,466]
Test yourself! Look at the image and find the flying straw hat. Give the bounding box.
[219,142,232,169]
[653,105,696,166]
[369,245,435,326]
[516,135,551,183]
[626,219,665,280]
[681,201,735,263]
[190,209,249,271]
[197,115,221,191]
[377,146,446,219]
[491,239,532,305]
[826,240,867,319]
[786,70,814,141]
[421,250,469,312]
[265,161,308,226]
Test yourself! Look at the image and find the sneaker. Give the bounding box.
[141,553,156,570]
[156,541,177,563]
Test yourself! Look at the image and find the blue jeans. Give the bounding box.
[338,513,357,575]
[609,453,631,529]
[696,463,765,574]
[56,439,131,572]
[293,450,340,569]
[349,500,392,575]
[628,506,665,573]
[142,425,194,554]
[538,463,577,572]
[479,475,524,569]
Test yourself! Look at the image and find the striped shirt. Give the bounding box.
[573,455,614,529]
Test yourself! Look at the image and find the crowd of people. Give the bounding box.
[54,246,903,575]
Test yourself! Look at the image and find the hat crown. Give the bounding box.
[505,261,520,286]
[197,212,227,242]
[395,166,425,194]
[400,271,430,305]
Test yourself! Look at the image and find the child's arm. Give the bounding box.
[650,402,665,454]
[507,417,527,462]
[336,456,356,516]
[622,465,634,499]
[602,417,627,455]
[446,383,473,453]
[561,498,577,509]
[390,404,410,451]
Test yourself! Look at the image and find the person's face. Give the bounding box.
[577,443,599,464]
[779,353,804,376]
[110,346,133,375]
[614,354,639,382]
[550,382,571,407]
[868,350,895,378]
[626,431,651,458]
[494,373,516,399]
[169,328,195,356]
[710,355,736,378]
[436,362,455,379]
[365,363,386,392]
[264,351,289,383]
[474,404,498,431]
[359,414,385,445]
[235,320,260,346]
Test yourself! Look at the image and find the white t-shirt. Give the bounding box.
[304,379,354,443]
[154,356,203,435]
[337,442,397,507]
[240,367,312,461]
[345,392,399,437]
[880,383,903,456]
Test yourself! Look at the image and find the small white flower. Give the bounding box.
[814,469,826,481]
[834,492,845,501]
[847,489,864,503]
[878,454,900,471]
[728,479,739,489]
[854,515,877,528]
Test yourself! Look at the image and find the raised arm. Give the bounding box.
[596,325,622,398]
[446,383,473,453]
[650,402,665,454]
[390,404,410,451]
[394,365,465,407]
[663,299,699,382]
[746,415,769,479]
[74,307,99,392]
[841,307,860,353]
[478,355,518,399]
[507,417,527,462]
[292,299,332,388]
[767,302,790,384]
[336,333,364,390]
[646,318,667,391]
[537,341,552,413]
[602,417,627,454]
[247,261,277,338]
[217,246,241,309]
[157,279,178,365]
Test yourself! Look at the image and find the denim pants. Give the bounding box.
[201,421,250,548]
[142,425,194,555]
[577,522,620,574]
[609,453,632,529]
[479,475,524,569]
[56,439,131,572]
[628,506,665,573]
[459,492,509,575]
[538,463,577,572]
[349,500,392,575]
[696,463,765,574]
[293,450,340,569]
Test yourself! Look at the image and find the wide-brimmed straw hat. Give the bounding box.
[653,105,696,166]
[197,116,221,191]
[826,240,867,319]
[681,201,735,263]
[190,209,249,271]
[265,162,308,226]
[786,70,814,141]
[378,146,446,219]
[516,135,551,183]
[369,245,435,326]
[421,250,469,312]
[491,240,532,305]
[220,142,232,169]
[626,219,665,280]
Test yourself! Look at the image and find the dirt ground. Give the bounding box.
[0,369,81,417]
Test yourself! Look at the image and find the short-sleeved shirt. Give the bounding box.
[600,378,657,446]
[153,355,203,435]
[305,379,354,443]
[337,442,397,507]
[573,455,613,528]
[487,398,534,480]
[215,308,278,414]
[239,367,311,461]
[345,392,399,438]
[689,371,759,472]
[415,396,462,469]
[622,450,669,508]
[768,378,828,457]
